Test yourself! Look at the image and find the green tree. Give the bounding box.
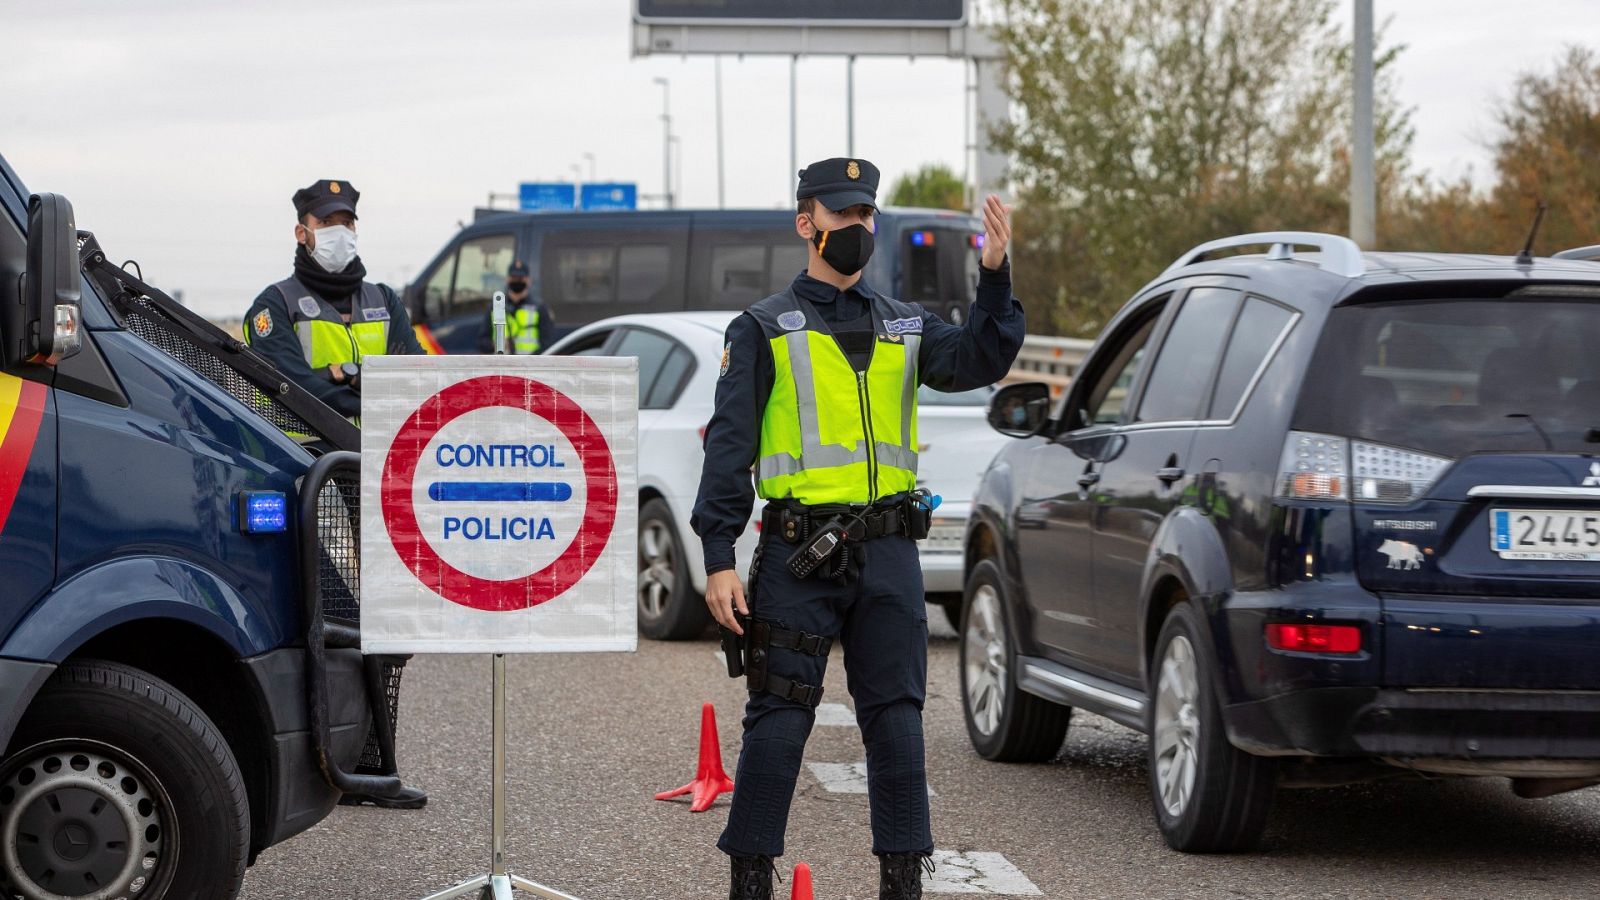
[994,0,1414,336]
[886,163,968,211]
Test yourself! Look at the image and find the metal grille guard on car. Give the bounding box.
[299,451,405,800]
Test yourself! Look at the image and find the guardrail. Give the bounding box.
[1006,334,1094,394]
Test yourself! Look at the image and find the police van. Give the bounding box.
[405,207,986,354]
[0,154,400,897]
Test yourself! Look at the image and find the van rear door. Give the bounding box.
[883,212,983,324]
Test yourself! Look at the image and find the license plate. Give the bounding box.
[1492,509,1600,560]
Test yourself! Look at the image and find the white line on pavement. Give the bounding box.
[924,850,1041,895]
[813,702,857,727]
[806,762,934,796]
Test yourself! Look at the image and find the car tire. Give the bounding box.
[1,660,249,900]
[960,559,1071,762]
[1148,603,1277,853]
[928,592,963,629]
[638,498,709,641]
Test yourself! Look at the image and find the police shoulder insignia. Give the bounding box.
[297,296,322,318]
[777,310,806,331]
[252,309,273,338]
[720,341,732,377]
[846,160,861,180]
[884,316,922,337]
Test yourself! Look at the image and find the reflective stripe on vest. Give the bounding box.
[750,288,920,505]
[272,278,390,369]
[510,305,541,354]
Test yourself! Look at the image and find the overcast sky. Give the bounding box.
[2,0,1593,320]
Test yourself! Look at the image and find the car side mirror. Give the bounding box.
[13,193,83,367]
[988,381,1052,438]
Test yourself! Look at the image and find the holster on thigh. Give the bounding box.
[746,618,833,708]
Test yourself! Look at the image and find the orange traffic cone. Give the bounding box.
[654,702,735,812]
[790,863,814,900]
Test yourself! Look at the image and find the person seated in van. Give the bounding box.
[243,179,425,420]
[476,259,554,353]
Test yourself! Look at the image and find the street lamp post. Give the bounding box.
[652,77,674,210]
[583,152,597,182]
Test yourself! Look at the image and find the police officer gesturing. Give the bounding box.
[691,159,1022,899]
[243,179,425,421]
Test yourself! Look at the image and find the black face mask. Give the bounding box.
[507,279,529,293]
[809,222,875,276]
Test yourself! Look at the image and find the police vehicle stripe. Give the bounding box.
[0,373,47,535]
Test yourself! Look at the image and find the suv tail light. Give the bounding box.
[1266,622,1362,654]
[1278,431,1451,504]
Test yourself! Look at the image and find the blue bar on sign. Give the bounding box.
[428,482,574,502]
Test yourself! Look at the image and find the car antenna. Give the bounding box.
[1514,201,1548,266]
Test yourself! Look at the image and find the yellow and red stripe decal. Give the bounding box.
[0,373,47,534]
[414,324,445,355]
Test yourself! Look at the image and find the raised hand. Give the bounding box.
[980,193,1012,270]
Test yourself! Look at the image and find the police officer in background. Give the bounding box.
[692,158,1022,899]
[243,179,424,420]
[243,179,428,810]
[476,259,554,353]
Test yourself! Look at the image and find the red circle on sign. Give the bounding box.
[380,375,617,611]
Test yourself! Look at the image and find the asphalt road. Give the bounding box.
[240,610,1600,899]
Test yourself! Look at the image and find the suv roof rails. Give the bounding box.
[1553,245,1600,262]
[1163,231,1366,279]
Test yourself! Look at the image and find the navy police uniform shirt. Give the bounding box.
[691,258,1024,575]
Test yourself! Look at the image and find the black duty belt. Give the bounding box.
[762,501,915,544]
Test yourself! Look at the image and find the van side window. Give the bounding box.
[1208,297,1297,419]
[551,247,616,304]
[709,245,766,309]
[422,254,456,322]
[619,244,671,304]
[1136,287,1239,423]
[451,233,516,318]
[769,243,808,292]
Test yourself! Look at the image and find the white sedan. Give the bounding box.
[544,312,1007,639]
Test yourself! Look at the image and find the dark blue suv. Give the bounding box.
[963,232,1600,852]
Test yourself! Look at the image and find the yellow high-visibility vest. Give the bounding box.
[749,287,921,505]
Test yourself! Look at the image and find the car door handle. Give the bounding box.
[1156,466,1186,484]
[1077,472,1101,488]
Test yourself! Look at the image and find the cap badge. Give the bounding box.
[329,181,341,194]
[846,161,861,180]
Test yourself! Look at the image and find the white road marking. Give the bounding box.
[924,850,1041,895]
[813,702,857,727]
[806,761,934,796]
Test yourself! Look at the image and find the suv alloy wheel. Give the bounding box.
[1148,603,1276,852]
[960,559,1071,761]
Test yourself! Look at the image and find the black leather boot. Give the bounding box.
[729,854,776,900]
[879,852,931,900]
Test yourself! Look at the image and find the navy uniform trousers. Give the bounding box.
[717,527,932,858]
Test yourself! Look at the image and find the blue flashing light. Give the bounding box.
[910,230,934,247]
[239,491,288,534]
[970,233,985,249]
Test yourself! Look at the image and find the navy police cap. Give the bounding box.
[797,158,879,211]
[293,179,359,220]
[508,259,530,278]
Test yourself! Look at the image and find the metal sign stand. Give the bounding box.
[422,295,581,900]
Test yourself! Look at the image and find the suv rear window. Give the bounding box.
[1294,296,1600,457]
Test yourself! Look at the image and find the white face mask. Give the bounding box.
[308,224,358,273]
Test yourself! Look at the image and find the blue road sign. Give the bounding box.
[519,183,577,211]
[580,183,638,211]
